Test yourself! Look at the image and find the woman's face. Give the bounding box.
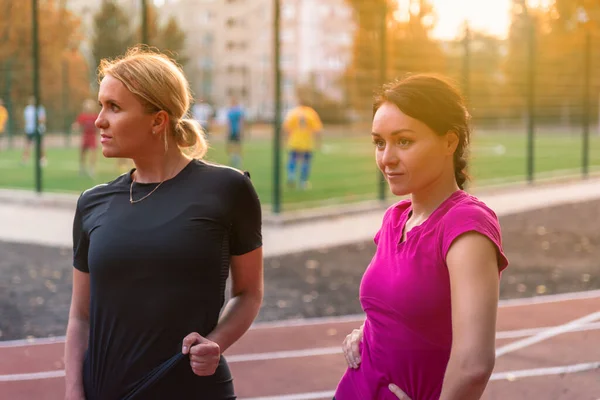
[372,101,457,196]
[95,75,156,159]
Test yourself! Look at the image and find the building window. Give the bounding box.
[281,30,294,42]
[197,11,213,24]
[282,4,295,19]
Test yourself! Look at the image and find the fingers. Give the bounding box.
[342,329,362,369]
[183,333,221,376]
[388,384,411,400]
[181,332,202,354]
[189,341,220,358]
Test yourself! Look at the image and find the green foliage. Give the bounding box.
[91,0,135,70]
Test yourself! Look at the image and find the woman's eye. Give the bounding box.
[111,104,119,112]
[372,140,385,149]
[398,139,411,147]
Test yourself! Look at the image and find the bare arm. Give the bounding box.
[206,246,263,352]
[64,269,90,399]
[439,232,499,400]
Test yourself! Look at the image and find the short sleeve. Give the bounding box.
[72,195,90,273]
[373,204,397,245]
[230,174,262,255]
[441,205,508,272]
[310,108,323,131]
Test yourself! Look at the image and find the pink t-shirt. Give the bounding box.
[335,190,508,400]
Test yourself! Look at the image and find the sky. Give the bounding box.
[428,0,513,39]
[426,0,554,39]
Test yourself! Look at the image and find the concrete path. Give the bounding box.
[1,177,599,257]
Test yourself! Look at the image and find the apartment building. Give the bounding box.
[171,0,355,120]
[66,0,355,120]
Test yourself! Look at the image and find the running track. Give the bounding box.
[1,290,600,400]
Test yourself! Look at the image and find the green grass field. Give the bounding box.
[1,132,599,210]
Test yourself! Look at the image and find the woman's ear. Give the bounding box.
[446,131,459,155]
[152,110,170,134]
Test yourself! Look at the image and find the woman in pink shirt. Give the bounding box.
[335,74,508,400]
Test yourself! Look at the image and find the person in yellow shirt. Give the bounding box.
[0,99,8,150]
[283,99,323,189]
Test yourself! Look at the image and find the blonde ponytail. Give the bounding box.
[174,118,207,158]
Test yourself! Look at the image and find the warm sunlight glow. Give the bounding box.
[422,0,555,40]
[428,0,512,39]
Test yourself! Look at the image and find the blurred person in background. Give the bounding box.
[192,96,214,139]
[226,97,245,168]
[21,96,47,166]
[65,47,263,400]
[283,97,323,190]
[335,74,508,400]
[0,98,7,150]
[72,99,100,177]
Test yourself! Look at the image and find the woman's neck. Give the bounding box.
[410,174,460,220]
[131,149,190,183]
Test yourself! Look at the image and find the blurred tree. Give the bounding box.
[92,0,135,70]
[0,0,90,132]
[344,0,445,118]
[157,16,188,66]
[296,74,349,124]
[137,3,188,66]
[503,0,600,126]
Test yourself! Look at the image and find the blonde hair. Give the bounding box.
[98,46,207,158]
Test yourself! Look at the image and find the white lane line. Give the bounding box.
[0,336,67,348]
[250,314,365,330]
[497,289,600,308]
[496,311,600,358]
[2,321,600,383]
[490,361,600,381]
[495,321,600,339]
[3,287,600,348]
[230,321,600,363]
[228,347,340,363]
[0,370,65,382]
[242,391,336,400]
[239,362,600,400]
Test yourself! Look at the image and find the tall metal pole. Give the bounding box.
[272,0,282,213]
[378,0,387,201]
[463,23,471,105]
[62,56,70,146]
[32,0,42,193]
[526,8,536,184]
[582,31,591,178]
[141,0,148,44]
[4,62,14,149]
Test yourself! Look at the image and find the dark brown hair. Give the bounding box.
[373,74,471,189]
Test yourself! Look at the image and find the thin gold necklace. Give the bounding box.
[129,160,184,204]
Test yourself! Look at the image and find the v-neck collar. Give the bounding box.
[397,190,464,245]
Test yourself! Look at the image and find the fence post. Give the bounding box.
[526,10,536,184]
[378,0,387,201]
[272,0,282,214]
[4,62,14,149]
[141,0,148,44]
[32,0,43,193]
[62,56,70,146]
[462,23,471,105]
[582,31,591,178]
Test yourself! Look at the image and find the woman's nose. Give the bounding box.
[381,146,399,166]
[95,115,107,130]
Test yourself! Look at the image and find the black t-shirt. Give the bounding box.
[72,159,262,400]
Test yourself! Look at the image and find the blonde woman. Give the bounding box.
[65,48,263,400]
